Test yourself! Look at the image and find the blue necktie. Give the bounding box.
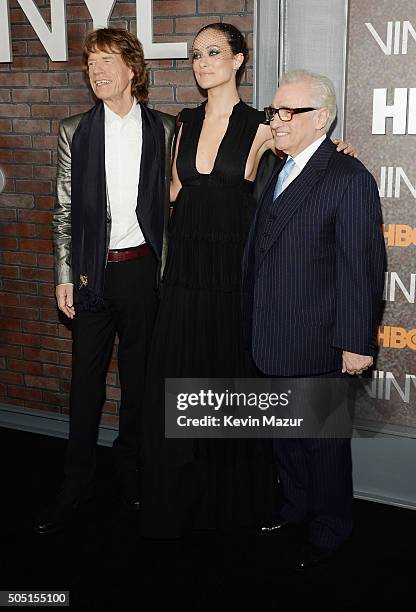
[273,157,295,200]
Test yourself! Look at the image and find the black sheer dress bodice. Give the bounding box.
[158,100,263,376]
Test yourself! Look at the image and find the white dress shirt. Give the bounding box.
[280,135,326,193]
[104,100,144,249]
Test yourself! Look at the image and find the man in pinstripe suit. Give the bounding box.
[242,70,385,569]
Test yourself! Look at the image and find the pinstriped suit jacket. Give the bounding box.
[242,137,386,376]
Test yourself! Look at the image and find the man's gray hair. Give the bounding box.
[280,69,337,131]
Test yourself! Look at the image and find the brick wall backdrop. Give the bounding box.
[0,0,254,425]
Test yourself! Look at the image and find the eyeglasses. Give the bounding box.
[264,106,318,122]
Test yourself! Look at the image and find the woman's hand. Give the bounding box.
[333,139,357,157]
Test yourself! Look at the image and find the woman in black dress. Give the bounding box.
[141,23,353,537]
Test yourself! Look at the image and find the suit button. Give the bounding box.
[268,215,276,222]
[263,232,268,238]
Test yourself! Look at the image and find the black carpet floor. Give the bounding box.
[0,426,413,611]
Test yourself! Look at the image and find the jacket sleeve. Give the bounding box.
[53,121,73,285]
[159,112,175,276]
[332,169,386,355]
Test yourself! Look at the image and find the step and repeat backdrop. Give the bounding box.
[0,0,254,423]
[0,0,414,442]
[346,0,416,435]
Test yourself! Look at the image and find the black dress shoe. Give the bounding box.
[34,500,80,535]
[117,469,140,508]
[260,516,298,535]
[121,496,140,511]
[295,543,337,570]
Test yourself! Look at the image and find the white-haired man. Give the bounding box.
[243,70,385,569]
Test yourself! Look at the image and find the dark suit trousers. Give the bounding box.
[274,437,353,549]
[273,372,353,550]
[63,254,158,498]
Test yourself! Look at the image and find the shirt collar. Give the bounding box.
[290,135,326,171]
[104,99,141,126]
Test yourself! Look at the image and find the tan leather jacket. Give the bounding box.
[53,109,175,286]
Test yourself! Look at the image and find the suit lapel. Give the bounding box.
[136,103,165,258]
[256,137,336,270]
[258,155,285,207]
[245,155,284,255]
[137,104,153,219]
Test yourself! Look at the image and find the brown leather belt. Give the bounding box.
[107,243,151,262]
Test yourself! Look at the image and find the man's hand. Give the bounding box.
[333,139,357,158]
[56,283,75,319]
[342,351,373,375]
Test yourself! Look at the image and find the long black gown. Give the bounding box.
[140,100,276,537]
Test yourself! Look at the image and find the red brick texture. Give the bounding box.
[0,0,254,424]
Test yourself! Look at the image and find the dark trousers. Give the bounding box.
[62,254,158,500]
[273,372,354,550]
[274,438,353,549]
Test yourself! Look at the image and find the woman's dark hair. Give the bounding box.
[82,27,149,102]
[194,22,249,86]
